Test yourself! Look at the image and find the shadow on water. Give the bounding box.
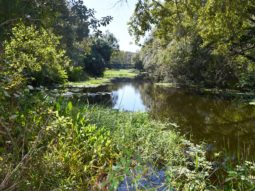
[143,84,255,161]
[59,81,255,161]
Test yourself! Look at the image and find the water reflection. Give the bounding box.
[112,83,148,111]
[140,84,255,161]
[71,82,255,160]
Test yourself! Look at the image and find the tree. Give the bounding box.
[130,0,255,89]
[53,0,113,63]
[1,23,70,89]
[0,0,113,63]
[130,0,255,61]
[110,51,135,69]
[132,53,143,70]
[83,31,119,77]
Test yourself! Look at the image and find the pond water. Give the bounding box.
[112,83,148,111]
[70,81,255,161]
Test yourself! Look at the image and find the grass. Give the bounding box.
[67,69,139,87]
[68,77,111,86]
[104,69,138,78]
[1,91,255,190]
[0,96,184,190]
[155,82,178,88]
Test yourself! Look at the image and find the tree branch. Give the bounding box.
[0,18,41,28]
[0,19,19,28]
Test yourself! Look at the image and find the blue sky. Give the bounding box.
[83,0,140,52]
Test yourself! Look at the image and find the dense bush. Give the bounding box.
[0,96,183,190]
[81,32,119,77]
[67,66,89,82]
[131,0,255,90]
[84,50,106,77]
[139,34,247,89]
[2,23,70,88]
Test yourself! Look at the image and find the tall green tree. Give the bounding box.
[1,23,70,89]
[83,31,119,76]
[0,0,113,58]
[130,0,255,89]
[130,0,255,61]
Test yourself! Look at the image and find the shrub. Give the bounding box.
[84,50,105,77]
[82,32,119,77]
[67,66,89,82]
[2,22,70,88]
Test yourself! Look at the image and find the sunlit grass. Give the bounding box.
[104,69,138,78]
[67,78,111,87]
[155,82,177,87]
[67,69,139,87]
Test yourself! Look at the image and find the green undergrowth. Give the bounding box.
[1,91,255,190]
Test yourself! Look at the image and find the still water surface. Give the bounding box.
[112,83,148,111]
[80,81,255,160]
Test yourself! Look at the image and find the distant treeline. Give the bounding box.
[108,51,142,69]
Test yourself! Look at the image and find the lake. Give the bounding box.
[68,81,255,161]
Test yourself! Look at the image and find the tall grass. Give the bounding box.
[1,94,255,190]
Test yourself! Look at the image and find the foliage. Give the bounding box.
[0,88,255,190]
[53,0,113,64]
[83,32,119,77]
[225,161,255,190]
[67,66,89,82]
[0,94,182,190]
[1,1,255,190]
[130,0,255,90]
[1,23,70,88]
[166,141,213,191]
[130,0,255,57]
[0,0,112,47]
[140,34,240,88]
[131,53,143,70]
[0,90,60,190]
[0,0,67,40]
[0,0,114,82]
[109,51,135,69]
[84,48,106,77]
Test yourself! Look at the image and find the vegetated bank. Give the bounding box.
[1,26,255,189]
[1,89,255,191]
[1,1,255,190]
